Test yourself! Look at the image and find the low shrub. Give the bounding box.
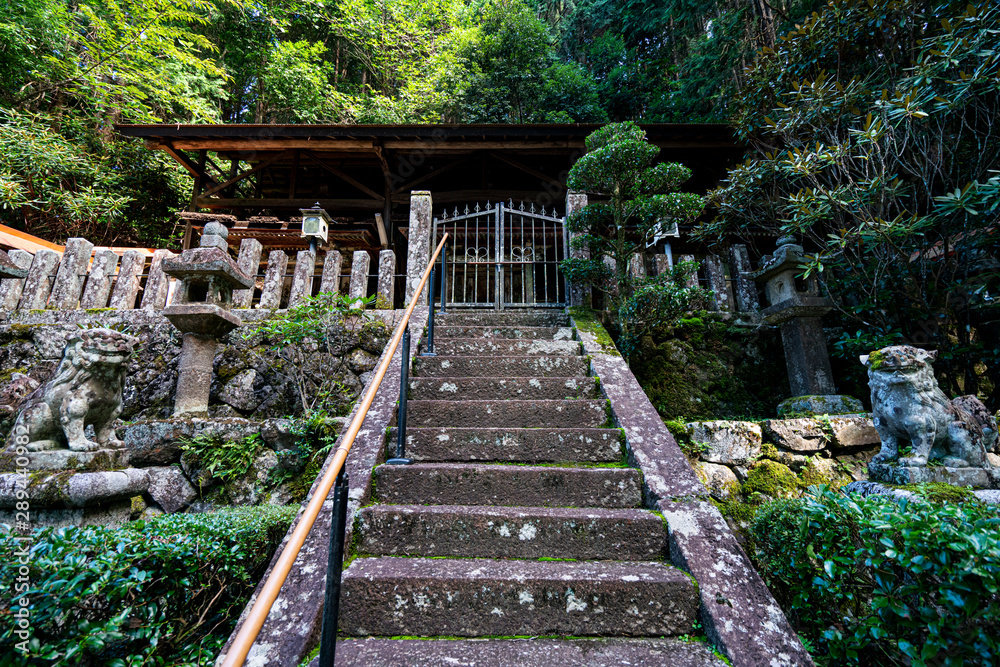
[0,506,296,666]
[751,487,1000,666]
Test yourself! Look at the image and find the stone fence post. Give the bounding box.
[566,190,589,308]
[405,191,432,304]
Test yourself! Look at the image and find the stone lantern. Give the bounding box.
[752,236,863,416]
[162,222,253,417]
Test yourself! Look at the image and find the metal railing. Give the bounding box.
[221,233,449,667]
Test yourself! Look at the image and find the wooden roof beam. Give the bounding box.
[303,151,384,201]
[199,151,292,199]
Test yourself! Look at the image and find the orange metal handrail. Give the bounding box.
[221,234,449,667]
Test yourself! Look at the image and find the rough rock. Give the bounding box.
[694,462,739,500]
[687,421,762,465]
[219,369,264,412]
[260,418,299,451]
[763,418,827,452]
[777,394,864,416]
[145,465,198,513]
[346,348,379,374]
[869,461,997,488]
[123,417,259,466]
[179,449,216,490]
[827,414,880,448]
[226,449,279,505]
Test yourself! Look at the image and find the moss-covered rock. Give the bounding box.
[742,460,800,499]
[630,313,790,419]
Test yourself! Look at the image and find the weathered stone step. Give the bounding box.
[436,311,568,327]
[317,638,728,667]
[375,463,642,508]
[426,338,582,356]
[357,505,665,560]
[435,325,575,340]
[408,399,607,428]
[339,557,697,637]
[392,427,622,462]
[409,376,599,400]
[412,355,589,378]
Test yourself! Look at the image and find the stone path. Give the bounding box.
[324,310,727,666]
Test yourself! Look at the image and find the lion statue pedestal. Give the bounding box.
[862,345,999,488]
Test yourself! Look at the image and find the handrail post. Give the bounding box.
[440,244,447,314]
[387,329,412,465]
[318,469,350,667]
[422,269,437,356]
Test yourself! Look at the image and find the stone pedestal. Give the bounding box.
[0,468,149,528]
[869,461,1000,489]
[173,333,219,418]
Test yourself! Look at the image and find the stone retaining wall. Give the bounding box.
[674,416,882,500]
[0,309,395,428]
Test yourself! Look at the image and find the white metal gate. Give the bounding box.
[432,200,567,309]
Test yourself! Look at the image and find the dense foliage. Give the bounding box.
[752,488,1000,666]
[0,507,296,666]
[699,0,1000,405]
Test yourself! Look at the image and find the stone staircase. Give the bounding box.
[329,309,728,666]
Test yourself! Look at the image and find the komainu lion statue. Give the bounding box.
[14,328,138,452]
[861,345,997,468]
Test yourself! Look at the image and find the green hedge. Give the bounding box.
[0,506,296,666]
[752,488,1000,666]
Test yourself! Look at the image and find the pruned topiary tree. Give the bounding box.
[560,121,705,308]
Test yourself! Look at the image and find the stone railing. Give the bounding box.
[0,238,399,312]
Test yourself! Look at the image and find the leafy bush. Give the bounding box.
[0,506,296,666]
[180,433,263,484]
[616,259,709,359]
[751,487,1000,666]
